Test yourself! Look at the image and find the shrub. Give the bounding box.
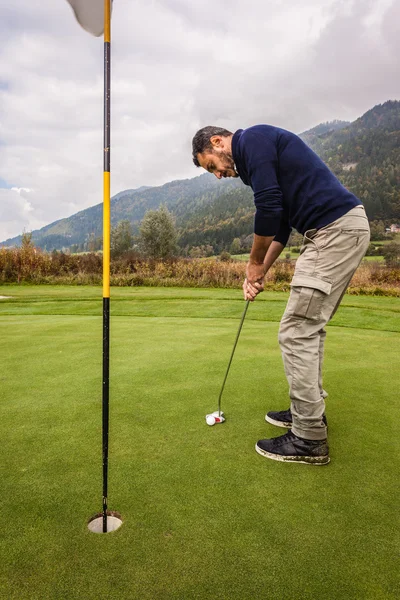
[365,243,378,256]
[0,246,399,295]
[382,243,400,267]
[271,260,294,283]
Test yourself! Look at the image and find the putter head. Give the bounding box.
[205,411,225,425]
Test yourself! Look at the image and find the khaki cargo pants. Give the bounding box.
[278,205,370,440]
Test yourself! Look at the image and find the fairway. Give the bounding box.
[0,286,399,600]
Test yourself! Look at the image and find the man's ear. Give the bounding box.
[210,135,222,149]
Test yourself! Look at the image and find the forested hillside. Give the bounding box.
[2,100,399,253]
[301,101,400,221]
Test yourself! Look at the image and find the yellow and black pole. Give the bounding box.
[102,0,112,534]
[67,0,121,534]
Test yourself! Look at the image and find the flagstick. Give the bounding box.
[102,0,112,534]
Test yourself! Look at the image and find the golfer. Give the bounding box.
[192,125,370,465]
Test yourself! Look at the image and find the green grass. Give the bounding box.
[231,253,250,261]
[371,233,400,245]
[0,286,399,599]
[361,255,385,261]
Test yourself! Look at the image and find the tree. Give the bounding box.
[21,230,34,249]
[110,220,133,258]
[139,206,177,259]
[369,220,387,241]
[87,232,96,253]
[189,247,204,258]
[229,238,241,255]
[219,251,231,261]
[87,234,102,252]
[241,234,253,252]
[288,231,303,247]
[189,245,214,258]
[382,242,400,267]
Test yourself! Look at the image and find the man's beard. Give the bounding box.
[220,151,239,177]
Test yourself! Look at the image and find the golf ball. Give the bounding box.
[206,415,216,426]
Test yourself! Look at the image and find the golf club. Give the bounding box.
[205,300,250,425]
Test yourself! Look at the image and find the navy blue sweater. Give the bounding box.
[231,125,361,246]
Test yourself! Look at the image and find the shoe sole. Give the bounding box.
[255,443,330,465]
[265,415,291,428]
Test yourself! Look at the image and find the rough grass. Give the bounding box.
[1,247,399,295]
[0,286,399,600]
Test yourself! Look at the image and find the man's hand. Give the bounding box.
[243,261,265,301]
[243,234,277,301]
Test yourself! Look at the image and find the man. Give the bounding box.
[192,125,370,465]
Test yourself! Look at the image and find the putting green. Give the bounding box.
[0,286,398,599]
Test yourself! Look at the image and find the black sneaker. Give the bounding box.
[256,430,330,465]
[265,408,328,429]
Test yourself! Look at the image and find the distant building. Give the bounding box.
[389,224,400,233]
[342,162,358,171]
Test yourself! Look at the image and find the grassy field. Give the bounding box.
[0,285,399,600]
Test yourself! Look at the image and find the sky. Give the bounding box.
[0,0,399,241]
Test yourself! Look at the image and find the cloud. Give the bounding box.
[0,187,40,241]
[0,0,399,240]
[11,187,32,195]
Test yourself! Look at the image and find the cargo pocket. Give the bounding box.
[290,274,332,321]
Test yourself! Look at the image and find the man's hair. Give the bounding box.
[192,126,233,167]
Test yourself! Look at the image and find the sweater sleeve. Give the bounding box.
[273,219,291,247]
[241,129,283,237]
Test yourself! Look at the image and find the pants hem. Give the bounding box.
[292,427,327,441]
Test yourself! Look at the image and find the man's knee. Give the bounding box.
[278,314,305,351]
[279,313,324,355]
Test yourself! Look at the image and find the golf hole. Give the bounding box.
[88,511,123,533]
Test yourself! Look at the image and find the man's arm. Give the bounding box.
[244,216,291,301]
[263,240,285,271]
[241,129,284,238]
[238,129,291,300]
[247,234,274,281]
[262,218,291,272]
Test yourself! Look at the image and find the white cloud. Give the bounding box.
[11,187,32,195]
[0,188,40,241]
[0,0,399,240]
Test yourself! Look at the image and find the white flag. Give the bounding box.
[66,0,112,37]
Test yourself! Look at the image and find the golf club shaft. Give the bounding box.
[218,300,250,415]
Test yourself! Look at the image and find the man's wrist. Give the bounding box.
[246,261,267,280]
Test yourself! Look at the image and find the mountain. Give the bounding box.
[301,119,350,143]
[2,173,248,252]
[2,100,400,252]
[300,100,400,222]
[112,186,152,200]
